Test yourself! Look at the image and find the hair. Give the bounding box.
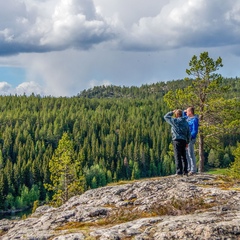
[175,109,182,117]
[187,106,195,114]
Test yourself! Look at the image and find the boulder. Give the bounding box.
[1,174,240,239]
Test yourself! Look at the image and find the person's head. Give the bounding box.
[175,109,182,118]
[186,107,194,117]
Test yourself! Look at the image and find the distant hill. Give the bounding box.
[77,79,190,99]
[77,77,240,99]
[0,77,238,215]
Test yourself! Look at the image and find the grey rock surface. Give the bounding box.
[1,174,240,239]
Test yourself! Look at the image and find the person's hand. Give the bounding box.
[186,144,188,149]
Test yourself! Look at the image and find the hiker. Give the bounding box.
[184,107,199,175]
[164,109,191,176]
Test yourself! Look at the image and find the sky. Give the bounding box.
[0,0,240,97]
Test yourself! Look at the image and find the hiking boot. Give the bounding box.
[174,174,182,177]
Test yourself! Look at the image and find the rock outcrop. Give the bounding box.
[1,174,240,239]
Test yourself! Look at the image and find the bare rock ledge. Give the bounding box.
[1,174,240,239]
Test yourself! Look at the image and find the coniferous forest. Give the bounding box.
[0,78,239,212]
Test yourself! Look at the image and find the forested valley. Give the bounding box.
[0,77,239,213]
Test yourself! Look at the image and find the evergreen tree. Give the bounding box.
[44,132,84,206]
[222,153,231,168]
[0,80,238,210]
[164,52,240,172]
[0,150,3,169]
[228,143,240,179]
[0,171,7,208]
[208,149,220,168]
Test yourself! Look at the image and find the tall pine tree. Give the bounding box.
[45,132,85,206]
[164,52,240,172]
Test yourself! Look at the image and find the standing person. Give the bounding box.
[184,107,199,175]
[164,109,191,176]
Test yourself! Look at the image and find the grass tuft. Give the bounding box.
[150,197,216,216]
[56,196,216,234]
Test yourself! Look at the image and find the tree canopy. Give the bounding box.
[164,52,240,172]
[0,70,239,212]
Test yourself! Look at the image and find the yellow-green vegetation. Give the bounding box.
[21,214,27,220]
[32,200,39,213]
[0,230,7,237]
[56,196,216,234]
[44,133,86,207]
[198,174,240,191]
[0,76,239,212]
[227,143,240,180]
[213,178,235,190]
[207,168,228,175]
[150,197,216,216]
[164,52,240,173]
[207,145,240,191]
[55,222,96,240]
[107,180,135,186]
[203,144,240,188]
[56,221,98,231]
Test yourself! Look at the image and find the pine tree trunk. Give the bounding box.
[198,133,204,173]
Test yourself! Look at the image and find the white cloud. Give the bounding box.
[15,81,44,95]
[89,79,111,89]
[17,49,116,96]
[1,0,240,54]
[120,0,240,51]
[1,0,240,97]
[93,0,169,28]
[0,81,45,96]
[0,82,12,94]
[0,0,117,55]
[39,0,116,49]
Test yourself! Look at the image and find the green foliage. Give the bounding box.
[228,143,240,179]
[45,133,85,207]
[32,200,39,213]
[207,168,228,175]
[208,149,220,168]
[164,52,240,172]
[0,79,239,210]
[131,162,140,180]
[3,184,40,210]
[85,164,106,189]
[106,170,113,183]
[4,193,15,210]
[222,153,231,167]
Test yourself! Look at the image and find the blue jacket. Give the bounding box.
[164,111,191,144]
[183,112,199,139]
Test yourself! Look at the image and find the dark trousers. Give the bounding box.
[173,139,188,175]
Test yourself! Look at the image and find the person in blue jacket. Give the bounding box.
[164,109,191,176]
[184,107,199,175]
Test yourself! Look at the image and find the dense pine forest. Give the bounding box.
[0,77,239,212]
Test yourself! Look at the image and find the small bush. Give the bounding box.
[227,143,240,179]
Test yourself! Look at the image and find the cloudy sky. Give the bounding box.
[0,0,240,96]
